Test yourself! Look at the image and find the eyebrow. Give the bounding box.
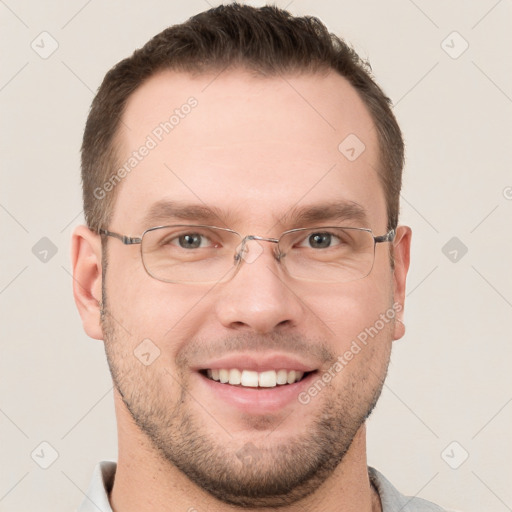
[278,201,370,227]
[141,200,234,228]
[141,199,370,230]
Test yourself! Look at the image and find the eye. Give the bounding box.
[166,232,215,249]
[300,231,342,249]
[179,233,205,249]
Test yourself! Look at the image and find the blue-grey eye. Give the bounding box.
[178,233,203,249]
[308,232,333,249]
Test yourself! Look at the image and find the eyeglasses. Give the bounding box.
[98,225,395,284]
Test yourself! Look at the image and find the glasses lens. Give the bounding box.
[279,227,376,283]
[141,226,241,283]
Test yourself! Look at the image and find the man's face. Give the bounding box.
[100,69,407,507]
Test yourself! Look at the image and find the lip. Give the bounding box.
[196,369,318,414]
[192,353,318,373]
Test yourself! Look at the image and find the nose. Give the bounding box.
[214,238,305,334]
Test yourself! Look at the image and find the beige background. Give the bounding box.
[1,1,511,511]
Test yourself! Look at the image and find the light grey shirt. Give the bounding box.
[77,461,451,512]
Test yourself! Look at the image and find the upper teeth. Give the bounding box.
[206,369,305,387]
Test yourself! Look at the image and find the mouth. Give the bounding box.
[193,353,321,413]
[196,366,320,414]
[199,368,316,388]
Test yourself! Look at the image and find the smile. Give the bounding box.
[200,368,312,388]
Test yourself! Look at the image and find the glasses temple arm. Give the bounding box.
[374,228,396,244]
[98,229,142,245]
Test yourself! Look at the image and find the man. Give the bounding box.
[72,3,450,511]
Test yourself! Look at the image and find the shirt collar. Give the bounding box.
[77,460,115,512]
[78,462,447,512]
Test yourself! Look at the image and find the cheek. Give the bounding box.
[105,264,213,353]
[303,278,393,343]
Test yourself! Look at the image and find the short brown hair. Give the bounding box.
[81,3,404,232]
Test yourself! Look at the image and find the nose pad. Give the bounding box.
[235,235,284,264]
[235,238,265,264]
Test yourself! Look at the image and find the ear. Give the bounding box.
[391,225,412,341]
[71,225,104,340]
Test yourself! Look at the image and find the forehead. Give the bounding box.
[111,69,386,233]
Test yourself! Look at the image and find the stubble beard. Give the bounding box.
[100,284,390,508]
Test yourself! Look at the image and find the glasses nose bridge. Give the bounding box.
[235,234,281,262]
[245,234,279,243]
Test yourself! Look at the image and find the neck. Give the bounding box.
[109,390,381,512]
